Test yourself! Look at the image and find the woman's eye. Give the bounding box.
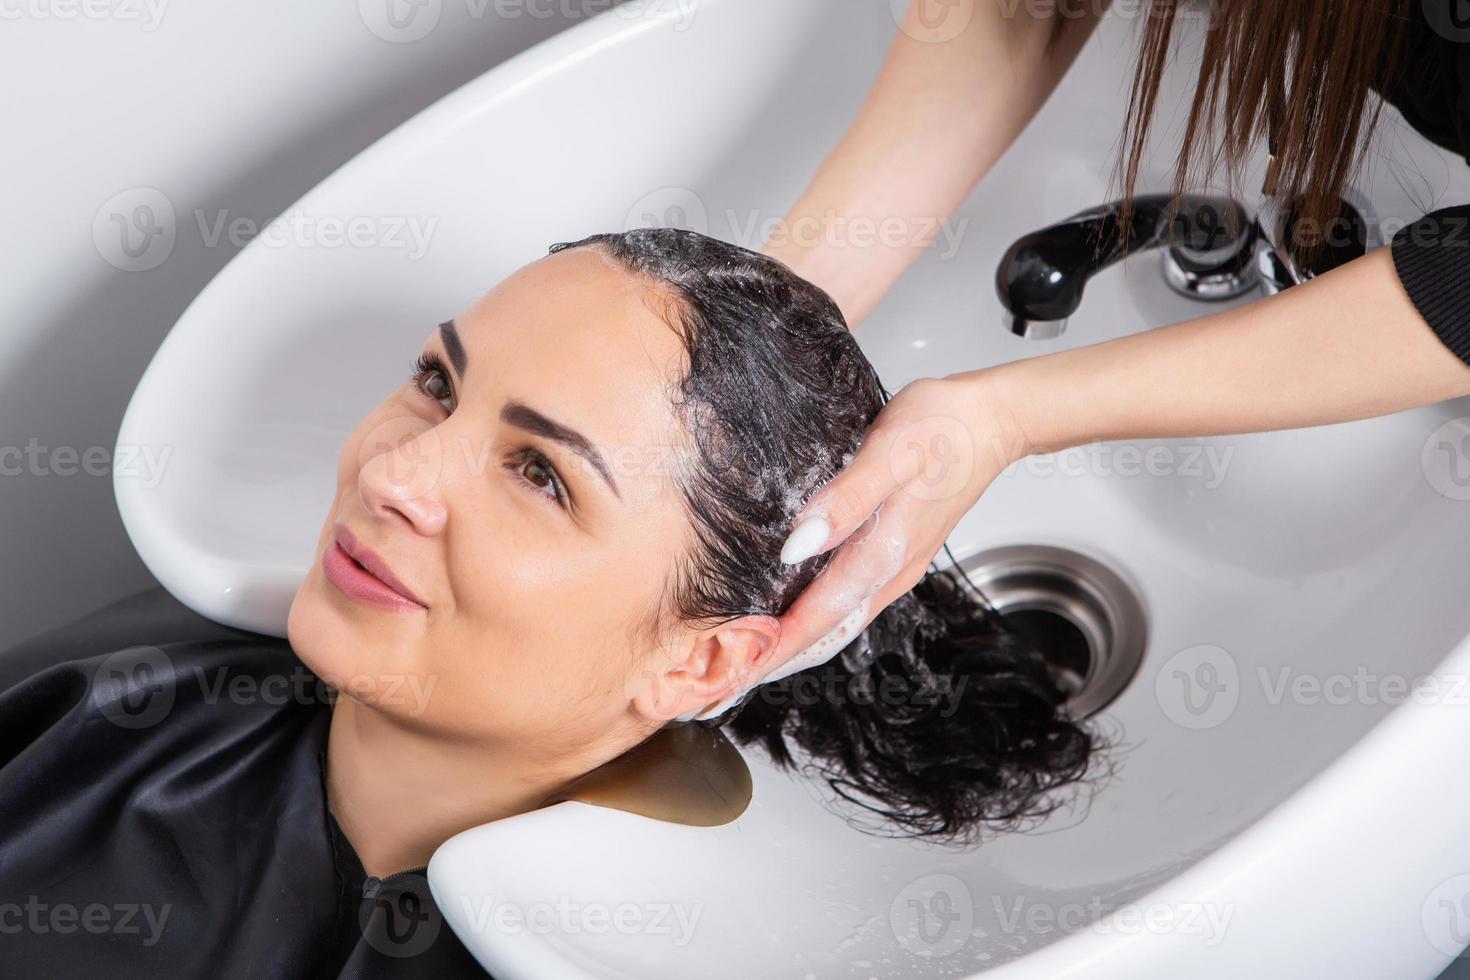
[409,353,567,511]
[410,353,454,409]
[516,450,568,508]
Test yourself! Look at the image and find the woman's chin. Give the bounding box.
[287,569,436,718]
[286,572,330,679]
[286,567,366,688]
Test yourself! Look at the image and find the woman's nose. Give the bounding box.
[356,416,449,535]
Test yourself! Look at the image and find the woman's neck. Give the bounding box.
[324,696,622,878]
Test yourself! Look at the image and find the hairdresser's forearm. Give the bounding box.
[764,1,1107,327]
[986,247,1470,456]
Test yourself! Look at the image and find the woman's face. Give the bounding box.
[287,247,775,765]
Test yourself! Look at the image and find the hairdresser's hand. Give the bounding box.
[772,369,1028,650]
[692,371,1030,718]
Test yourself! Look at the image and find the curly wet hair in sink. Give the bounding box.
[547,228,1112,846]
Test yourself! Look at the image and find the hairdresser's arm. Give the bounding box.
[756,247,1470,684]
[761,0,1108,327]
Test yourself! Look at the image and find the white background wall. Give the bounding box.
[0,0,602,650]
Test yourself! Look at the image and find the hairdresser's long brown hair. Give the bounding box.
[1115,0,1410,261]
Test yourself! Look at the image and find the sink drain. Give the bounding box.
[954,544,1148,719]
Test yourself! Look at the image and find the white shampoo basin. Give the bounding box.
[114,1,1470,977]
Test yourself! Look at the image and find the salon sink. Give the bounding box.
[114,0,1470,977]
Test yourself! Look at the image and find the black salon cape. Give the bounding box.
[0,587,491,979]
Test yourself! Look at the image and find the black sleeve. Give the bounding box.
[1390,203,1470,365]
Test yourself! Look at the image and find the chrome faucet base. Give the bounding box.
[997,191,1368,338]
[1161,238,1262,302]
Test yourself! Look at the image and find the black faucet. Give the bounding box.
[996,191,1372,339]
[995,192,1260,339]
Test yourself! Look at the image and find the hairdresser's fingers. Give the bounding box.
[692,471,983,720]
[765,491,943,681]
[779,376,986,565]
[688,535,932,723]
[777,436,904,566]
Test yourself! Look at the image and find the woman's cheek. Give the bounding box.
[336,408,383,488]
[337,391,429,484]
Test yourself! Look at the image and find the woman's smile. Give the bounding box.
[322,522,428,612]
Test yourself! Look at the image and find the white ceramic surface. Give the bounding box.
[114,1,1470,977]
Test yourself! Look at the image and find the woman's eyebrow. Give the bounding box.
[438,319,468,377]
[502,402,621,499]
[436,318,621,499]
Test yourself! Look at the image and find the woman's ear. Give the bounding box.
[627,615,780,723]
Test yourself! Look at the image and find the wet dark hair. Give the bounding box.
[547,228,1107,846]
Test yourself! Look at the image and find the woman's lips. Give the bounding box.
[323,524,427,612]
